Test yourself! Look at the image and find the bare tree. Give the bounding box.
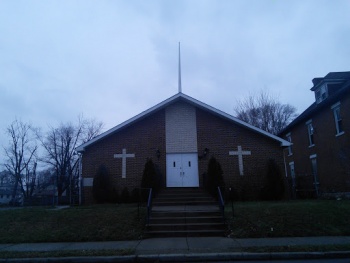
[38,116,103,199]
[3,119,38,204]
[234,91,297,135]
[0,170,13,185]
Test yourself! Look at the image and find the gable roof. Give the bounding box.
[311,71,350,91]
[280,72,350,135]
[76,92,290,152]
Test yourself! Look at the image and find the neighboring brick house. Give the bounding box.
[280,72,350,199]
[76,92,290,204]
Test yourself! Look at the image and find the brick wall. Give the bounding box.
[283,91,350,195]
[81,103,288,203]
[81,110,166,204]
[196,108,286,200]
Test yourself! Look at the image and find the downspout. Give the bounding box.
[78,152,83,205]
[283,148,288,177]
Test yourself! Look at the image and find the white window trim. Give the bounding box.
[331,102,345,137]
[331,101,341,110]
[286,133,293,156]
[305,120,315,147]
[336,131,345,137]
[309,154,317,159]
[315,84,328,104]
[288,162,295,179]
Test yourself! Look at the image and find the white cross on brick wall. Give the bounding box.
[114,148,135,178]
[229,145,251,176]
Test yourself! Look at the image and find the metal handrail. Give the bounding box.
[217,186,225,223]
[146,188,153,225]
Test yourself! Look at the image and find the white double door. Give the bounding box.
[166,153,199,187]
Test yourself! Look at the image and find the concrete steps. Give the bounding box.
[145,188,226,238]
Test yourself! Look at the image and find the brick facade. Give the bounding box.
[79,94,288,203]
[81,110,166,204]
[196,108,286,200]
[281,72,350,198]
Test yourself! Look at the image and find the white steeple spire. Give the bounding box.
[178,42,182,93]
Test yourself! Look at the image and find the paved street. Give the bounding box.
[212,260,350,263]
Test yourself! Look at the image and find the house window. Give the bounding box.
[286,133,292,155]
[306,120,315,146]
[310,154,319,197]
[331,102,344,136]
[315,85,328,104]
[289,162,296,196]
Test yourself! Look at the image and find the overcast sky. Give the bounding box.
[1,0,349,163]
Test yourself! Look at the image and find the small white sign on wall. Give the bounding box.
[83,178,94,187]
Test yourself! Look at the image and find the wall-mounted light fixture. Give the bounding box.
[199,148,209,159]
[203,148,209,157]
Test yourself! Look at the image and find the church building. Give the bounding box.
[76,92,290,203]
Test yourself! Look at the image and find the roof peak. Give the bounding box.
[76,92,289,152]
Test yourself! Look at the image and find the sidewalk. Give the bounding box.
[1,236,350,262]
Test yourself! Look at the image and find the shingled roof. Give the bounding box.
[280,72,350,135]
[311,71,350,91]
[76,92,290,152]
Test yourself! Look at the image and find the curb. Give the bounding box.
[1,251,350,263]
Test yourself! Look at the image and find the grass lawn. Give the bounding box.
[0,249,134,259]
[227,200,350,238]
[0,200,349,244]
[0,204,146,243]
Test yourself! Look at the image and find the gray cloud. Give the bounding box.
[0,0,349,163]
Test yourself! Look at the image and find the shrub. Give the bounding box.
[110,187,119,203]
[92,164,111,203]
[260,159,285,200]
[141,159,161,196]
[120,187,130,203]
[206,156,225,197]
[131,188,140,203]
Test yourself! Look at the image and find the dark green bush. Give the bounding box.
[131,188,140,203]
[260,159,285,200]
[92,164,111,203]
[206,156,225,197]
[120,187,130,203]
[141,159,161,196]
[110,187,119,203]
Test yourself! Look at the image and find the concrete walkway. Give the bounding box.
[1,236,350,262]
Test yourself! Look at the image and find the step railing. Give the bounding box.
[217,186,225,223]
[146,188,153,225]
[136,188,153,224]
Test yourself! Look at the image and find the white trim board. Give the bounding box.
[76,93,291,152]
